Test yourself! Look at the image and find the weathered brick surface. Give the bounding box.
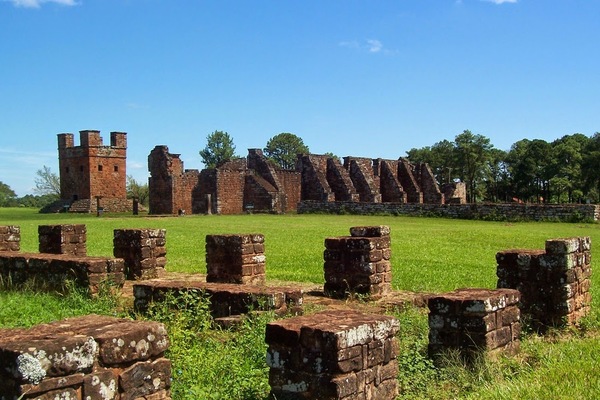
[265,310,399,400]
[38,224,87,256]
[0,252,124,294]
[0,225,20,252]
[0,315,170,400]
[427,288,521,358]
[324,226,392,299]
[206,234,266,285]
[133,280,303,318]
[114,229,167,280]
[497,236,592,329]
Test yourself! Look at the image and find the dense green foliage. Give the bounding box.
[199,130,238,168]
[263,132,309,170]
[407,130,600,204]
[0,208,598,399]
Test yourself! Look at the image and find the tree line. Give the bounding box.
[407,130,600,204]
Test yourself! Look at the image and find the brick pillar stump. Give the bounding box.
[38,224,86,256]
[496,236,591,329]
[113,229,167,280]
[323,225,392,299]
[427,288,521,359]
[266,309,399,400]
[205,234,266,285]
[0,226,20,252]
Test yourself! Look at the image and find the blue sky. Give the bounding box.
[1,0,598,196]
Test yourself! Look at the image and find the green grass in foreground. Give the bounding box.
[0,207,599,399]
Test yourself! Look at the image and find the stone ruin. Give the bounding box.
[38,224,87,257]
[114,228,167,280]
[205,233,266,285]
[324,225,392,299]
[42,130,136,214]
[265,310,400,400]
[147,145,460,215]
[0,315,171,400]
[496,236,592,329]
[0,226,20,252]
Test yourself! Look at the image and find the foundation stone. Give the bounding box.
[38,224,87,256]
[206,234,266,285]
[0,226,20,252]
[113,229,167,280]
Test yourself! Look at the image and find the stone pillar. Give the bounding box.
[427,288,521,359]
[113,229,167,280]
[323,225,392,299]
[496,236,592,329]
[205,234,265,285]
[0,226,20,252]
[266,310,399,400]
[38,224,86,256]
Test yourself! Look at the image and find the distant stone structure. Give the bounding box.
[147,146,454,215]
[148,147,301,215]
[42,130,134,213]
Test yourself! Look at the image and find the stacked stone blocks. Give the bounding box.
[324,226,392,299]
[206,234,266,285]
[113,229,167,280]
[0,315,171,400]
[38,224,87,256]
[265,310,399,400]
[496,236,592,328]
[0,226,20,252]
[427,288,521,358]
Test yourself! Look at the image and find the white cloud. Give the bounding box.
[6,0,78,8]
[482,0,517,4]
[339,39,394,55]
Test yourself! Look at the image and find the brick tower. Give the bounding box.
[57,130,129,212]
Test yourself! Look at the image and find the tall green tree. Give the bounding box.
[506,139,553,203]
[126,175,149,206]
[199,131,237,168]
[0,181,18,207]
[582,132,600,202]
[453,130,494,202]
[407,139,457,185]
[264,132,309,170]
[550,134,589,203]
[34,165,60,197]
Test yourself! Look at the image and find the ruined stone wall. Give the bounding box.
[398,158,423,203]
[0,315,170,399]
[38,224,87,256]
[375,159,407,203]
[298,201,600,222]
[266,310,399,400]
[298,154,335,201]
[113,229,167,280]
[0,226,20,252]
[326,157,360,201]
[58,130,127,203]
[215,160,246,214]
[206,234,266,285]
[442,182,467,204]
[278,170,302,212]
[344,156,381,203]
[415,163,444,204]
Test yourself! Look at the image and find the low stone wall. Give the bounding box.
[265,310,400,400]
[113,229,167,280]
[205,234,266,285]
[38,224,87,256]
[0,226,20,252]
[298,201,600,222]
[133,280,303,319]
[0,315,171,400]
[0,252,125,294]
[427,288,521,359]
[324,226,392,299]
[496,237,592,329]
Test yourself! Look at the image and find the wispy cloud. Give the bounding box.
[5,0,79,8]
[339,39,395,55]
[482,0,517,4]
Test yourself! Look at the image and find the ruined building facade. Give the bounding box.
[148,148,459,215]
[148,147,301,215]
[50,130,132,213]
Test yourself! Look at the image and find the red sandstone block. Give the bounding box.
[349,226,390,238]
[545,237,580,255]
[16,373,85,397]
[119,358,171,400]
[499,305,520,326]
[461,314,497,333]
[324,237,344,250]
[27,387,80,400]
[83,369,117,400]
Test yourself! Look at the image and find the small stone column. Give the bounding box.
[427,288,521,359]
[38,224,86,256]
[113,229,167,280]
[205,234,266,285]
[323,225,392,299]
[497,236,592,329]
[266,310,399,400]
[0,226,20,252]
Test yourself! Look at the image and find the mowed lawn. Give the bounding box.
[1,208,599,399]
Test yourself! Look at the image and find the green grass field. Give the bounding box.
[0,207,599,399]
